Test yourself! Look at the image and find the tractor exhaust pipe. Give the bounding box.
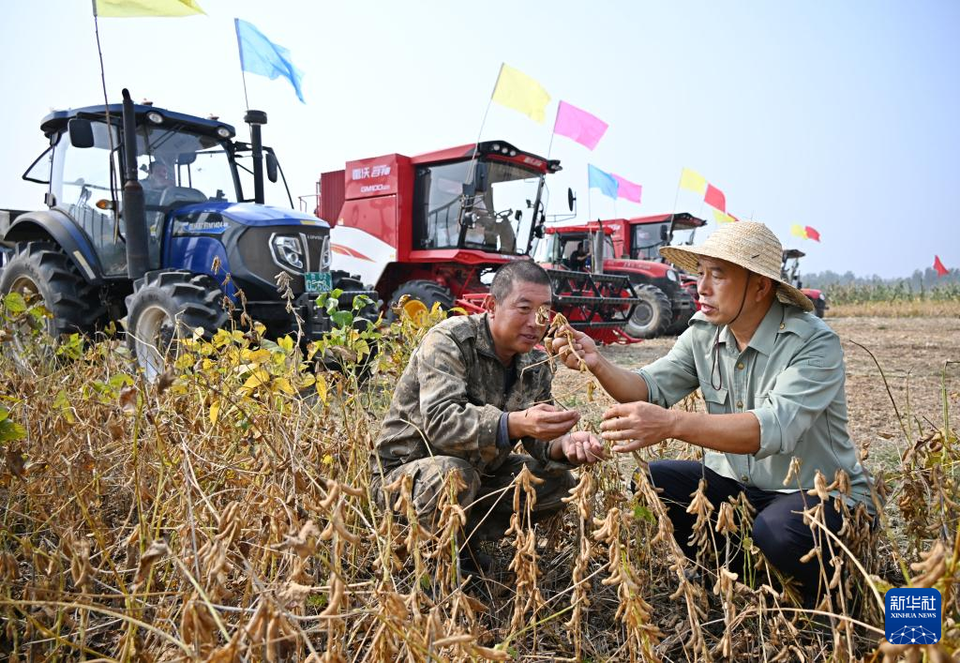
[244,110,267,204]
[121,88,150,281]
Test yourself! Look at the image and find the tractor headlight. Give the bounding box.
[270,234,304,271]
[666,269,679,282]
[319,235,331,270]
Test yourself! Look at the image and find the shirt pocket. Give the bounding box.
[699,382,729,414]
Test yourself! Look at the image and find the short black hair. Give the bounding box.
[490,260,552,302]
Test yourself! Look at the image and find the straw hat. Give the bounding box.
[660,222,814,312]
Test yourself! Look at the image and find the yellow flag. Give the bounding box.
[95,0,205,17]
[491,64,551,124]
[790,224,808,239]
[679,167,707,194]
[713,209,735,224]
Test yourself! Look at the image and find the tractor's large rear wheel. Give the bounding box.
[813,298,826,319]
[0,242,103,361]
[125,271,228,380]
[386,280,454,325]
[623,284,672,339]
[666,290,696,335]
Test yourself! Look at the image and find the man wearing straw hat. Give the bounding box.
[553,221,873,604]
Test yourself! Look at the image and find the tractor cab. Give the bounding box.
[781,248,828,318]
[782,248,806,288]
[628,212,706,261]
[413,141,560,257]
[533,222,616,272]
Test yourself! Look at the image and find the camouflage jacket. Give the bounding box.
[373,314,565,476]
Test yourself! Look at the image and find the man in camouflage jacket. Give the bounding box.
[372,262,606,548]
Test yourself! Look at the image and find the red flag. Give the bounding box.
[804,226,821,242]
[704,183,725,212]
[934,255,949,277]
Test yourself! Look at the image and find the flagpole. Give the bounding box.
[666,168,683,234]
[464,64,502,188]
[90,0,121,231]
[234,19,251,110]
[546,104,558,159]
[240,70,250,111]
[587,166,592,222]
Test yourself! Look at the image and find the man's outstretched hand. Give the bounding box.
[554,430,608,465]
[508,404,579,440]
[600,401,677,453]
[550,326,602,372]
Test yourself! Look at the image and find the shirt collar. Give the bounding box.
[746,300,786,356]
[715,300,784,357]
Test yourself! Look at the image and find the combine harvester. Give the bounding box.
[535,213,707,338]
[314,141,641,343]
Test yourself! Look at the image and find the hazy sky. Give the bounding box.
[1,0,957,277]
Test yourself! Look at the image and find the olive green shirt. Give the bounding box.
[638,300,874,509]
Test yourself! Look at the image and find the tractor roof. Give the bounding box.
[411,140,561,174]
[627,212,707,230]
[40,103,236,140]
[782,248,806,260]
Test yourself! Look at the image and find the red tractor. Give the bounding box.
[314,140,640,341]
[535,213,706,338]
[782,249,828,318]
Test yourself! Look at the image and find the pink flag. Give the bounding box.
[553,100,609,150]
[612,174,642,203]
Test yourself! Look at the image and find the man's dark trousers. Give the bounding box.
[649,460,845,603]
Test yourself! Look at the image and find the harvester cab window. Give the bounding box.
[414,159,541,254]
[51,120,127,275]
[631,222,671,260]
[414,160,473,249]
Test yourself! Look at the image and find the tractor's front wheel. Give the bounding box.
[666,290,697,335]
[0,242,103,362]
[125,271,228,380]
[386,280,454,325]
[623,284,672,339]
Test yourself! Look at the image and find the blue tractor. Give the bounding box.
[0,89,376,376]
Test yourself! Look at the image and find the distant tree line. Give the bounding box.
[802,267,959,290]
[801,268,960,304]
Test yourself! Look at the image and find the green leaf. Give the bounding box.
[632,504,655,524]
[331,311,353,328]
[0,418,26,442]
[3,292,27,314]
[108,373,135,390]
[277,335,295,354]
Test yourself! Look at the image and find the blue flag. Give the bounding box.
[588,164,618,199]
[234,18,305,103]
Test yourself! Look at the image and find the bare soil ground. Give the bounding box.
[552,316,960,473]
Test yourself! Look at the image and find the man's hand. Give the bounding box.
[552,431,608,465]
[508,404,579,440]
[600,402,678,453]
[550,326,602,371]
